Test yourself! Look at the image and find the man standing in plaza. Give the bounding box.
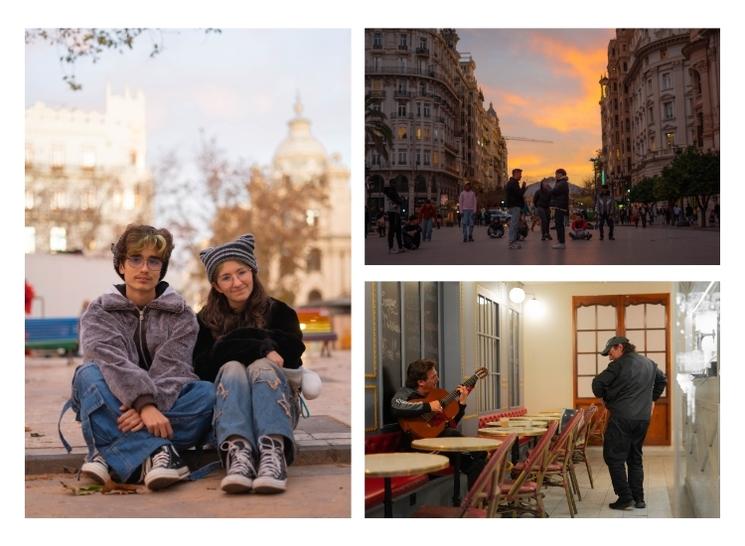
[596,189,616,241]
[592,336,667,510]
[505,168,527,249]
[458,182,477,243]
[419,198,437,242]
[550,168,570,249]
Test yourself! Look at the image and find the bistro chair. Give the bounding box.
[541,409,584,517]
[587,405,608,445]
[571,404,598,489]
[495,421,559,518]
[412,434,516,518]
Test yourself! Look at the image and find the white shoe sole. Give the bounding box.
[144,466,190,490]
[80,462,110,484]
[252,476,287,494]
[221,474,253,494]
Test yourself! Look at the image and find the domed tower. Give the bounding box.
[271,96,350,306]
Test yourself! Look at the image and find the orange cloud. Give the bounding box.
[524,34,607,133]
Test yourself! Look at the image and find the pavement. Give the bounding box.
[25,348,350,517]
[365,222,720,265]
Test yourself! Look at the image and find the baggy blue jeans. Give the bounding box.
[461,210,474,240]
[508,206,521,244]
[68,362,215,482]
[213,359,299,465]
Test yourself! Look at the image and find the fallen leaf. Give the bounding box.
[60,481,103,496]
[101,481,140,495]
[30,432,44,437]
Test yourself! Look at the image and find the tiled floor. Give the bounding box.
[543,447,692,518]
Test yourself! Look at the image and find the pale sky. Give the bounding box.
[458,29,615,183]
[25,29,350,172]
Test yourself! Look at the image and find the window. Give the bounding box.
[666,131,675,149]
[419,37,427,50]
[397,102,407,117]
[50,227,67,252]
[648,106,654,124]
[397,149,407,165]
[397,127,408,140]
[423,150,431,166]
[476,291,500,410]
[371,79,383,91]
[25,227,35,254]
[371,152,381,166]
[508,308,521,406]
[661,72,672,90]
[416,102,422,117]
[432,151,440,166]
[305,209,319,226]
[423,103,430,118]
[415,128,422,140]
[373,32,382,48]
[306,248,322,272]
[399,34,408,49]
[663,101,674,120]
[416,149,421,165]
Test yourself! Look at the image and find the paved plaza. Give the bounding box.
[365,222,719,265]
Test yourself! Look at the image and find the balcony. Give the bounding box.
[372,42,383,50]
[398,44,408,51]
[369,89,386,99]
[415,47,430,56]
[394,89,412,98]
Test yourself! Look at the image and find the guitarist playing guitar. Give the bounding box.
[391,359,486,488]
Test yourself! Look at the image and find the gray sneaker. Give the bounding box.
[81,452,110,484]
[142,445,190,490]
[552,243,566,249]
[253,436,288,494]
[220,439,256,494]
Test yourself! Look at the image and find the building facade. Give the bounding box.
[365,29,507,216]
[25,86,153,255]
[271,97,351,307]
[600,29,720,197]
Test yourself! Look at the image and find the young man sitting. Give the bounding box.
[61,224,215,490]
[569,214,593,240]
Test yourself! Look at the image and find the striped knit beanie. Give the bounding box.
[199,234,258,281]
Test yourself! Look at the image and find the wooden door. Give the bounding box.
[573,294,671,445]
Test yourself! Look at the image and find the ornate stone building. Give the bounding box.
[25,86,153,255]
[365,29,507,216]
[600,29,720,195]
[271,98,350,306]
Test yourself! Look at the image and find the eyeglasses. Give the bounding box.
[126,255,163,271]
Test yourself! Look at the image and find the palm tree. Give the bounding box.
[365,95,393,162]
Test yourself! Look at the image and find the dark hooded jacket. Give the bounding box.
[550,176,570,210]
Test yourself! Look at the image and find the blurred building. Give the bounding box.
[365,29,507,216]
[271,97,351,307]
[25,86,153,255]
[600,29,720,195]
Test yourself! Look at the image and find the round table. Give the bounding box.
[365,452,449,517]
[411,437,502,506]
[478,426,547,463]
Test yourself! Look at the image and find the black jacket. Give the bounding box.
[549,178,569,210]
[505,178,526,208]
[592,351,667,420]
[193,297,305,383]
[533,187,551,208]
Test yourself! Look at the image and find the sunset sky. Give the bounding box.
[458,29,615,184]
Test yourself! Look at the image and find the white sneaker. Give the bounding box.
[81,452,111,484]
[220,439,256,494]
[253,436,288,494]
[142,445,190,490]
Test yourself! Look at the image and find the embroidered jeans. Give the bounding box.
[68,362,215,482]
[213,359,299,465]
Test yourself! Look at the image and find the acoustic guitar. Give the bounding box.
[398,367,489,439]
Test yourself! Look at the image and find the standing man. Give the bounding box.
[596,189,616,241]
[419,198,437,242]
[391,359,484,488]
[550,168,570,249]
[592,336,667,510]
[383,180,405,254]
[505,168,527,249]
[458,182,477,243]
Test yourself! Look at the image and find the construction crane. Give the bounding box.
[503,136,554,143]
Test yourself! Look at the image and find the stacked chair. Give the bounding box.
[571,404,598,489]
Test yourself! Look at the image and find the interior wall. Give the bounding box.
[521,282,674,413]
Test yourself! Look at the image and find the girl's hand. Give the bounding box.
[266,350,284,367]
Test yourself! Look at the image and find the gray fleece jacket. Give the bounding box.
[80,283,199,412]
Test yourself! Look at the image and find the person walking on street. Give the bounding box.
[596,189,615,240]
[419,198,437,242]
[505,168,527,249]
[592,336,667,510]
[550,168,570,249]
[383,180,405,254]
[533,178,552,241]
[639,204,648,228]
[458,182,477,242]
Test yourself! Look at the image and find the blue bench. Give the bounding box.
[25,317,79,355]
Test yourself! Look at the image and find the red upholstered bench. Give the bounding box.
[365,430,452,510]
[478,407,532,447]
